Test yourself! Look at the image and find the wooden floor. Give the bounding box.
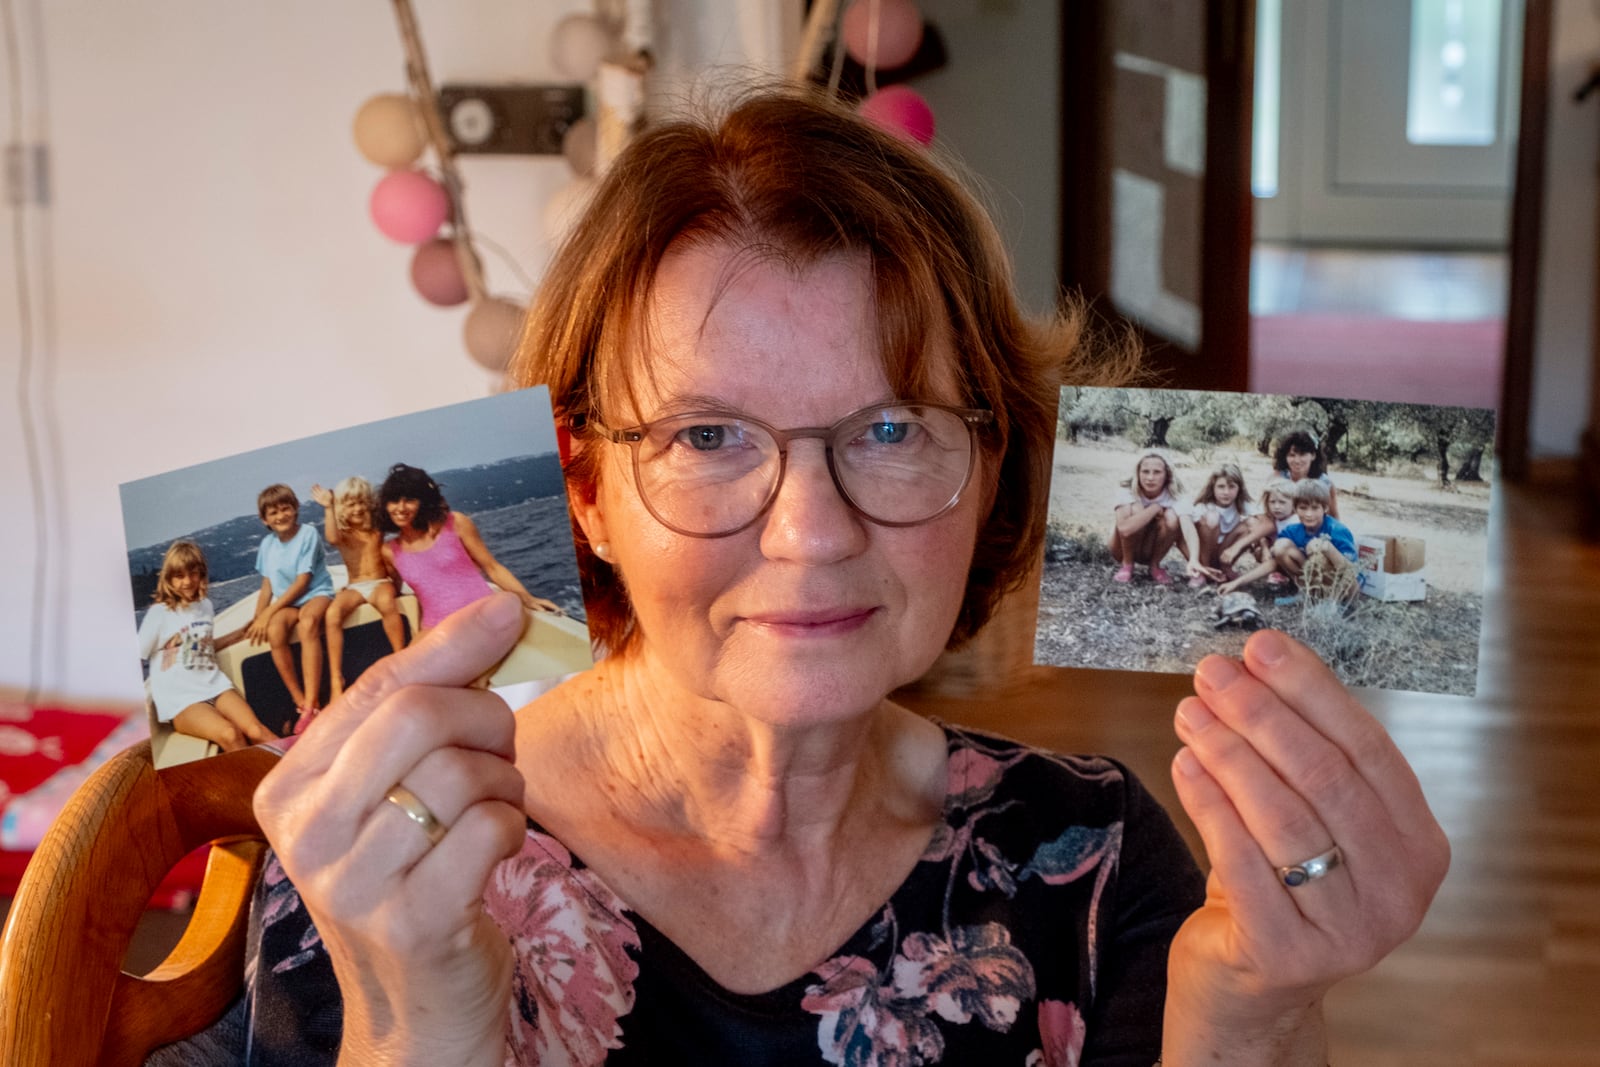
[904,463,1600,1066]
[1251,244,1508,321]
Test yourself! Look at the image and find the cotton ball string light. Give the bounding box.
[841,0,924,70]
[551,14,616,81]
[410,239,469,306]
[370,170,451,243]
[462,296,527,372]
[561,117,598,177]
[541,176,598,247]
[352,93,428,168]
[859,85,935,146]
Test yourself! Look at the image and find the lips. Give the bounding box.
[742,606,879,636]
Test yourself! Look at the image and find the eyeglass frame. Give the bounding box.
[572,401,996,539]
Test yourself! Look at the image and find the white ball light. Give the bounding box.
[541,177,598,247]
[462,296,526,372]
[551,14,615,81]
[562,117,598,177]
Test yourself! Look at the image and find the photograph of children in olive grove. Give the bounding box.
[1035,387,1495,696]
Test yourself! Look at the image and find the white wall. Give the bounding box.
[0,1,797,702]
[915,1,1061,317]
[1530,0,1599,456]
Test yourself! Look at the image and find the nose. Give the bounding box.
[757,439,868,564]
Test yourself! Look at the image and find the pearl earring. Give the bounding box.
[593,541,612,561]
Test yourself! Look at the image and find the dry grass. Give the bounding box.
[1035,524,1482,696]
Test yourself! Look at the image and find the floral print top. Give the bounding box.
[187,724,1203,1067]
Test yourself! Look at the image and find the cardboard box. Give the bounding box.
[1357,535,1427,574]
[1359,569,1427,602]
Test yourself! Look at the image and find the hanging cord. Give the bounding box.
[862,0,880,96]
[467,229,537,296]
[389,0,487,303]
[2,0,48,704]
[793,0,841,85]
[25,0,64,692]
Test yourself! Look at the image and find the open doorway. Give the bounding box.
[1250,0,1519,410]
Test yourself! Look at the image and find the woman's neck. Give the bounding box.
[541,650,944,860]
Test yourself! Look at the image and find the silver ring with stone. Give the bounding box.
[1278,844,1342,887]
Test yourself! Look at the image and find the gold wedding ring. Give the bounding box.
[384,783,447,847]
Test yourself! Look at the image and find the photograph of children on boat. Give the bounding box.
[1035,387,1495,697]
[118,387,593,765]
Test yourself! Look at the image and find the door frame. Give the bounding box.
[1058,0,1253,393]
[1059,0,1545,475]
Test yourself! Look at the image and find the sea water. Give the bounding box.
[171,495,586,625]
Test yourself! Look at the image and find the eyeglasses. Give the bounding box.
[583,401,993,538]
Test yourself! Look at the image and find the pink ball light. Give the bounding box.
[369,170,450,244]
[859,85,935,146]
[409,239,469,307]
[841,0,924,70]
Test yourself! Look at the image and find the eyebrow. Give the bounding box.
[641,393,904,424]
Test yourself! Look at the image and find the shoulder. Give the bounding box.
[450,510,476,533]
[937,722,1159,832]
[933,721,1203,918]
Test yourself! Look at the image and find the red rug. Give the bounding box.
[1251,314,1503,410]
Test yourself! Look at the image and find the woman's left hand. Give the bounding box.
[1163,629,1449,1065]
[518,592,562,614]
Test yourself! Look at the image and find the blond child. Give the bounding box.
[1182,462,1255,588]
[1272,478,1359,597]
[1108,452,1210,586]
[137,540,276,752]
[311,477,407,699]
[1219,478,1297,594]
[245,484,334,728]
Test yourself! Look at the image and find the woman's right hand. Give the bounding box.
[253,592,530,1067]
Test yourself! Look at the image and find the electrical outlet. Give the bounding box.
[437,84,586,156]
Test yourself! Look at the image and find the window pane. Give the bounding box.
[1253,0,1282,197]
[1407,0,1502,146]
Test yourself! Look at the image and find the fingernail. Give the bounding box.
[1174,746,1204,778]
[1196,655,1241,691]
[1175,698,1215,735]
[1252,629,1288,666]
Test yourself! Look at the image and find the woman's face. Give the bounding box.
[1286,446,1314,479]
[1137,458,1168,497]
[1212,476,1240,508]
[580,243,982,725]
[386,496,420,531]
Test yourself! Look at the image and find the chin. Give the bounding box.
[715,642,940,729]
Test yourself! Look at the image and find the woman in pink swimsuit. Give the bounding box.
[377,463,560,633]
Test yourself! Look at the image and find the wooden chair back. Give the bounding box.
[0,740,276,1066]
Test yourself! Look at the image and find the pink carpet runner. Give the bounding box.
[1250,314,1503,410]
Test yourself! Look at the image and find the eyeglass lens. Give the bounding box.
[628,404,977,536]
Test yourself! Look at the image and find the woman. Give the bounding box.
[376,462,561,632]
[231,91,1446,1066]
